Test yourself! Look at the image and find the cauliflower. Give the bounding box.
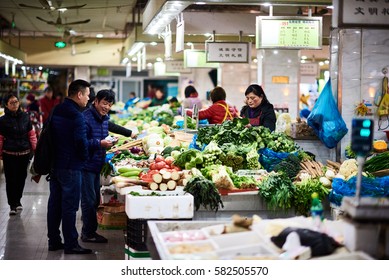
[338,159,358,178]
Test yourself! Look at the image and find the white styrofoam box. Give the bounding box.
[164,240,218,260]
[160,230,208,244]
[217,243,279,260]
[125,188,194,219]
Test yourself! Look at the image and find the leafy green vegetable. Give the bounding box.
[184,176,223,212]
[273,154,301,179]
[293,179,330,216]
[257,173,295,210]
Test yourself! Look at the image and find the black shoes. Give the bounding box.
[48,242,64,251]
[81,232,108,243]
[9,208,17,215]
[64,244,93,254]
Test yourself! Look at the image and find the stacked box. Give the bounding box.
[97,202,127,229]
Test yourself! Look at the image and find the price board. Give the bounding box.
[256,16,322,49]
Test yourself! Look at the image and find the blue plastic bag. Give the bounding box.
[307,79,348,149]
[259,148,294,171]
[329,176,389,206]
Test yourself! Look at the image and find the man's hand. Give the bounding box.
[100,139,114,149]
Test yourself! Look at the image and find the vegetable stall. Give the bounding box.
[100,105,389,259]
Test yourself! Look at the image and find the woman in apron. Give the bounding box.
[186,86,238,124]
[240,84,276,131]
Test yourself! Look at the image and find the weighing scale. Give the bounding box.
[340,118,389,259]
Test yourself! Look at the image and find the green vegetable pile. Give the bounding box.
[257,173,295,211]
[173,148,203,170]
[273,154,301,179]
[364,151,389,173]
[184,176,224,212]
[293,179,330,216]
[196,118,298,153]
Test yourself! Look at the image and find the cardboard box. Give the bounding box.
[97,203,126,229]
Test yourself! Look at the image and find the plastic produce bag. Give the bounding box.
[271,227,342,257]
[259,148,295,172]
[329,176,389,206]
[307,79,348,148]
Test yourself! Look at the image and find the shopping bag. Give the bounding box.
[307,79,348,148]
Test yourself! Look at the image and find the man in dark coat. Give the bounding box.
[47,79,92,254]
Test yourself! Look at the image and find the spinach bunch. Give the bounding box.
[258,173,295,210]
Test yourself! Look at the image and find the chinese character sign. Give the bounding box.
[206,42,251,63]
[339,0,389,26]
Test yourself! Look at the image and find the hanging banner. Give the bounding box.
[206,42,251,63]
[176,16,185,53]
[184,50,219,68]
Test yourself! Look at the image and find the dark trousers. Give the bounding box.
[47,168,82,249]
[81,171,101,237]
[3,153,30,208]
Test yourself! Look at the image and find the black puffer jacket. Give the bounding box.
[0,107,33,152]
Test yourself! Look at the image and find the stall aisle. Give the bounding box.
[0,170,124,260]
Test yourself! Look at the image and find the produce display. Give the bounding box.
[104,106,389,217]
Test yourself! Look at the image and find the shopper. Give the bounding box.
[240,84,276,131]
[124,91,139,110]
[47,79,92,254]
[39,86,60,124]
[0,94,37,215]
[149,87,168,107]
[26,93,42,138]
[186,86,238,124]
[81,89,116,243]
[182,85,203,110]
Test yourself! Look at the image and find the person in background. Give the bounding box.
[39,86,60,124]
[26,93,42,137]
[240,84,276,131]
[186,86,238,124]
[0,94,37,215]
[149,87,168,107]
[182,85,203,110]
[146,83,156,99]
[81,89,116,244]
[124,91,139,111]
[47,79,92,254]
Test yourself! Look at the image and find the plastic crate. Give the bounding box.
[126,218,149,251]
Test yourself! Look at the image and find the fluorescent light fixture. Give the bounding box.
[96,34,104,38]
[150,42,158,46]
[0,52,23,64]
[144,1,190,35]
[127,42,145,57]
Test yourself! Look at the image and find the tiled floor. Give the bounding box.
[0,171,125,260]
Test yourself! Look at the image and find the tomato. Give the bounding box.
[149,162,157,170]
[155,155,165,163]
[164,156,175,165]
[155,161,166,170]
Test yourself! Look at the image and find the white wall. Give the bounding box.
[337,29,389,160]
